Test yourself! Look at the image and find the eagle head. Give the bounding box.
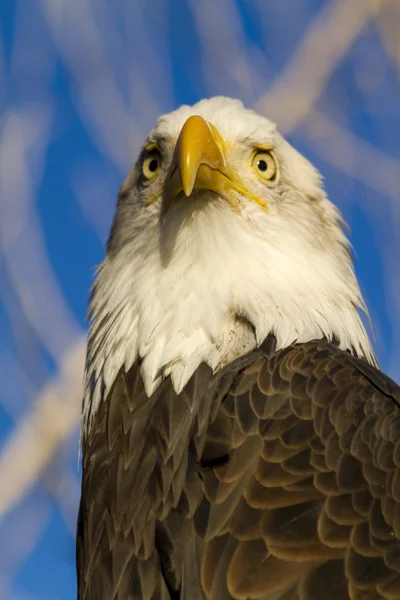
[83,97,374,434]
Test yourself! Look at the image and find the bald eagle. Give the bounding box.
[77,97,400,600]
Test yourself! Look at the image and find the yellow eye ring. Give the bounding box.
[251,150,277,182]
[142,149,162,181]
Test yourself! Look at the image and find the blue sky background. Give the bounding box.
[1,0,400,598]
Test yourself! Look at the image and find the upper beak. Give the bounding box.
[164,114,267,212]
[173,115,227,197]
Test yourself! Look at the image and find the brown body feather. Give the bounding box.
[77,338,400,599]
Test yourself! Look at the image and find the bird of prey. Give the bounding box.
[77,97,400,600]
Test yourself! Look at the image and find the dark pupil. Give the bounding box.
[257,159,268,172]
[149,158,159,172]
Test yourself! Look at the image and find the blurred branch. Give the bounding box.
[40,0,137,170]
[374,0,400,83]
[40,0,163,172]
[372,0,400,378]
[0,495,51,598]
[0,4,84,535]
[255,0,385,133]
[190,0,272,102]
[0,338,85,519]
[302,110,400,203]
[0,107,81,361]
[0,346,79,534]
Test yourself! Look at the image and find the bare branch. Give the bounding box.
[255,0,385,133]
[0,338,85,519]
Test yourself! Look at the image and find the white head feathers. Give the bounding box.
[82,97,374,436]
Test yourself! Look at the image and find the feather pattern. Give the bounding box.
[77,338,400,599]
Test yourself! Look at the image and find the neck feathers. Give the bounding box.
[82,201,375,436]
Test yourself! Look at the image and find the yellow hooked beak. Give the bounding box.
[166,115,267,212]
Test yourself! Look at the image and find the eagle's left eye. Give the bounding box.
[251,150,277,182]
[142,149,162,181]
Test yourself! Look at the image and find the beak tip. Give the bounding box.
[182,180,194,197]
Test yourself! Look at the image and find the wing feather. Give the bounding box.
[77,339,400,599]
[195,340,400,599]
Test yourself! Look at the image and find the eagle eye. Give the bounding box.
[251,150,277,182]
[142,149,162,181]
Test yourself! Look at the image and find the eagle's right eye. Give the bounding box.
[142,149,162,181]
